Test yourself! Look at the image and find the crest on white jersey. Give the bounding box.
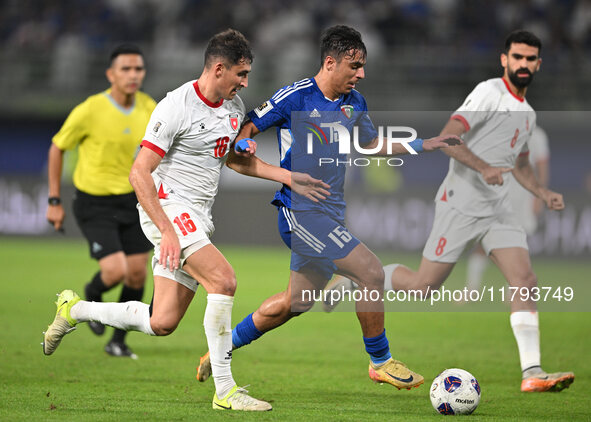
[151,120,167,138]
[254,101,273,118]
[229,113,239,132]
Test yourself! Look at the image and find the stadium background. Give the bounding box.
[1,0,590,258]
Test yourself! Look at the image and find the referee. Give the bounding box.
[46,44,156,359]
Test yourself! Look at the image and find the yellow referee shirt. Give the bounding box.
[52,89,156,195]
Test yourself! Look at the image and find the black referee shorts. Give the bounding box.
[72,189,152,260]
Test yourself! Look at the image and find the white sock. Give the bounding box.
[383,264,399,291]
[204,294,236,398]
[71,301,155,335]
[510,311,541,375]
[466,253,488,290]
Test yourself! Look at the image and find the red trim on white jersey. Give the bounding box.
[141,140,166,158]
[519,151,530,157]
[193,81,223,108]
[501,78,525,102]
[451,114,470,131]
[440,188,448,202]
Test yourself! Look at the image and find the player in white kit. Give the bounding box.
[40,29,321,411]
[465,126,550,291]
[326,30,574,392]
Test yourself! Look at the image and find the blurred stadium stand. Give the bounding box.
[1,0,590,256]
[1,0,591,113]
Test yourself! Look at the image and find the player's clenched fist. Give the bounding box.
[540,188,564,210]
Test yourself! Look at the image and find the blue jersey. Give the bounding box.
[247,77,377,221]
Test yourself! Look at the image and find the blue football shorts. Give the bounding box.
[277,206,360,280]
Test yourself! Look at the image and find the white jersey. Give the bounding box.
[140,80,245,232]
[436,77,537,217]
[506,126,550,234]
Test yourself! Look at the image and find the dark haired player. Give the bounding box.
[41,29,329,411]
[197,25,461,390]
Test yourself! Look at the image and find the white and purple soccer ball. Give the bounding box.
[430,368,481,415]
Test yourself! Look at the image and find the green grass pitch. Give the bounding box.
[0,237,589,421]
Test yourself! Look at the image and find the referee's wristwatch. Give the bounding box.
[48,197,61,206]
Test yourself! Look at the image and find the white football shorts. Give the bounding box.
[423,201,528,263]
[139,202,212,292]
[508,184,538,235]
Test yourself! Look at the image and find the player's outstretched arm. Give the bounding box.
[444,143,512,186]
[226,122,330,202]
[226,147,331,202]
[513,154,564,210]
[226,118,284,179]
[129,148,180,270]
[46,143,66,231]
[440,118,512,186]
[365,127,463,156]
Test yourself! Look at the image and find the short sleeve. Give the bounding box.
[451,82,499,132]
[141,93,184,157]
[247,95,291,132]
[52,100,90,150]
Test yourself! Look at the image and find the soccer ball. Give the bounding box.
[430,368,481,415]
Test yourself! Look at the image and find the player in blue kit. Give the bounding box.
[197,25,461,389]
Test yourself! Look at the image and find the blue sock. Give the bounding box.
[232,313,263,349]
[363,329,392,365]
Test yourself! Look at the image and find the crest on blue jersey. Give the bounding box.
[341,105,354,119]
